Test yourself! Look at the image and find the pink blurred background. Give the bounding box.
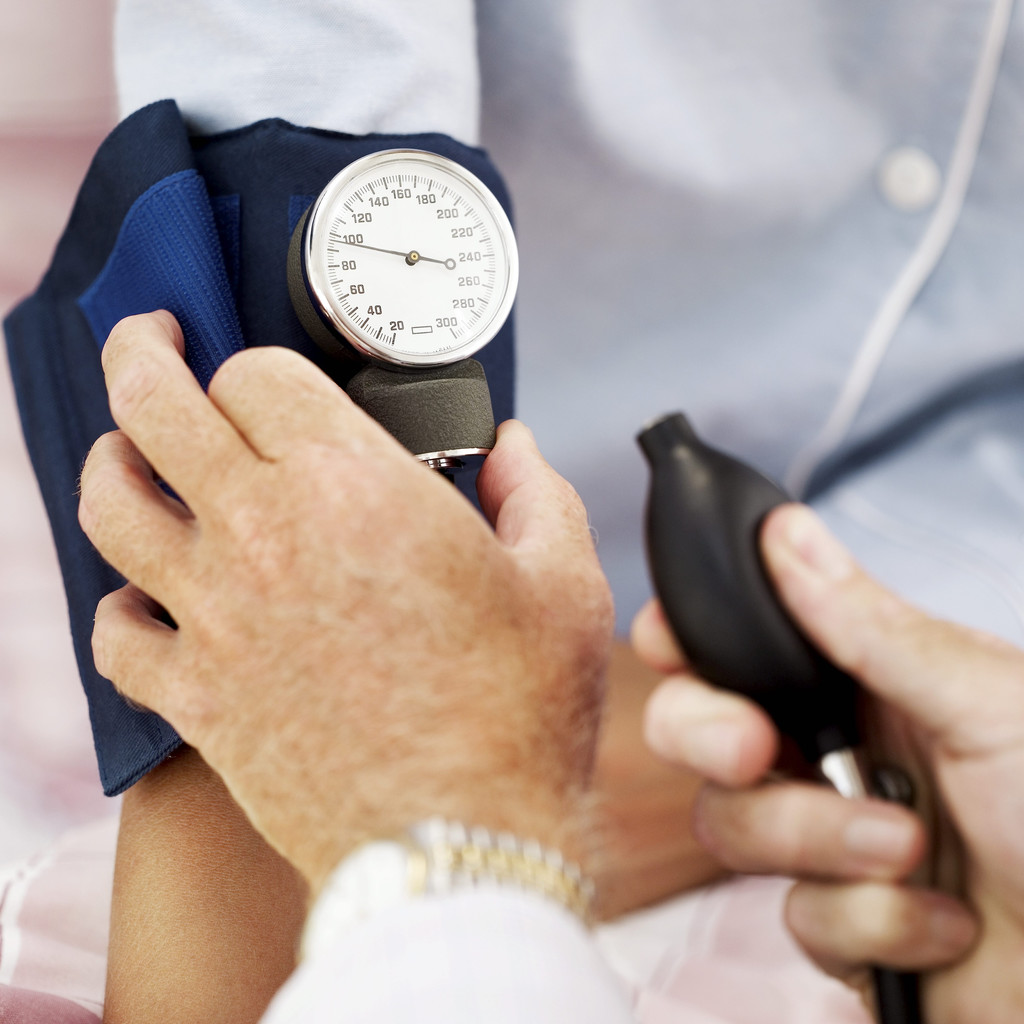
[0,0,120,861]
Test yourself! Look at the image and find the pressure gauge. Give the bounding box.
[289,149,518,368]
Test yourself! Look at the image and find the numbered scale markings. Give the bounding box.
[299,150,518,367]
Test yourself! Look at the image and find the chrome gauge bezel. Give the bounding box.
[301,149,519,368]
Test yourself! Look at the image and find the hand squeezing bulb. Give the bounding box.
[638,411,921,1024]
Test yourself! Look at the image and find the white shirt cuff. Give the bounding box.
[262,888,635,1024]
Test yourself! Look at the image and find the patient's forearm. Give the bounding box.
[103,746,308,1024]
[592,641,725,920]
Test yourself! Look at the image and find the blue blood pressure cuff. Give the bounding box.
[3,100,515,796]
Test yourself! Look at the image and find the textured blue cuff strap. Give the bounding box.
[4,99,515,795]
[77,168,245,388]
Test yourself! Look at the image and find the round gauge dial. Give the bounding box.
[297,149,518,368]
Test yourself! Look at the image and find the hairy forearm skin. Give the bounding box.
[103,747,309,1024]
[101,642,715,1022]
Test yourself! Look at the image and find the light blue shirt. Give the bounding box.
[476,0,1024,642]
[113,2,1024,1020]
[118,0,1024,643]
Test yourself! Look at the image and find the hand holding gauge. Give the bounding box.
[288,150,518,471]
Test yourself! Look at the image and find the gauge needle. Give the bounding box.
[337,239,455,269]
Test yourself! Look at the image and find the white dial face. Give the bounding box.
[303,150,518,367]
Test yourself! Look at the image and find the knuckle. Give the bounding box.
[77,487,96,535]
[260,345,315,375]
[77,459,128,535]
[852,885,918,953]
[77,471,108,537]
[78,430,122,492]
[81,448,124,495]
[91,593,132,685]
[105,347,165,425]
[100,315,137,371]
[843,591,921,681]
[90,604,144,719]
[90,608,115,679]
[208,347,262,392]
[211,346,313,393]
[765,788,817,868]
[102,312,171,369]
[776,787,852,874]
[708,785,822,872]
[695,788,780,873]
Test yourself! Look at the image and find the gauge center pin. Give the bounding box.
[405,250,420,266]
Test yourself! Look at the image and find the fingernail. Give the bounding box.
[843,815,917,869]
[782,507,853,581]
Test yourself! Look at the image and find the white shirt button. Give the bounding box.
[877,146,942,212]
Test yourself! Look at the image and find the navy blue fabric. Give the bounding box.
[287,195,317,235]
[210,193,242,299]
[4,99,516,796]
[78,169,246,389]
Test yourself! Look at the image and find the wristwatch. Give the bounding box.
[302,818,594,958]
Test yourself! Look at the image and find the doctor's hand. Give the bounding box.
[633,504,1024,1023]
[79,311,614,892]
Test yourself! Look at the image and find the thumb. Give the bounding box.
[761,503,1024,757]
[476,420,595,561]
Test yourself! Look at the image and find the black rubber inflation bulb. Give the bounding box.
[638,411,860,763]
[637,411,922,1024]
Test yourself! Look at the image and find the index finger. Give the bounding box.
[644,675,778,786]
[101,311,252,504]
[761,504,1024,757]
